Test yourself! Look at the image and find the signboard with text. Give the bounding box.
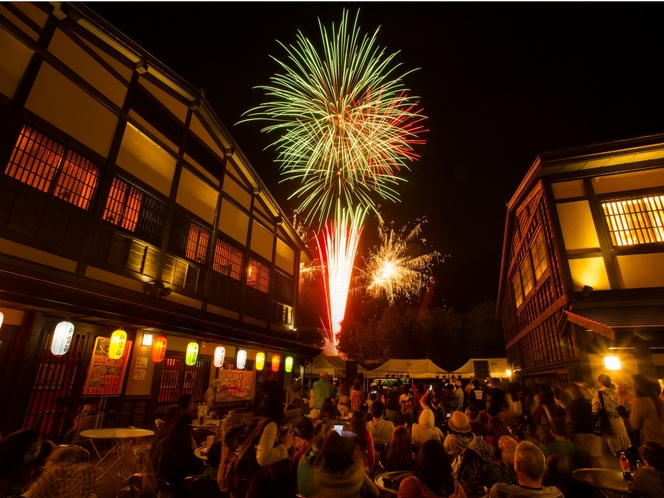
[83,336,132,396]
[218,369,254,401]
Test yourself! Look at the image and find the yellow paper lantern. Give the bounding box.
[51,319,75,356]
[255,352,265,371]
[214,346,226,368]
[109,328,127,359]
[237,349,247,370]
[285,356,294,373]
[271,354,280,372]
[152,334,167,363]
[186,341,199,366]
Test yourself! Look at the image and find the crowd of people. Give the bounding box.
[1,369,664,498]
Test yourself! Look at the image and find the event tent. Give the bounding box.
[446,358,509,379]
[311,354,369,378]
[367,359,447,379]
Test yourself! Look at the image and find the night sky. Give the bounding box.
[87,3,664,312]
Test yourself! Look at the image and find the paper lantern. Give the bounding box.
[186,341,199,366]
[51,319,75,356]
[237,349,247,370]
[285,356,294,373]
[152,334,167,363]
[0,311,3,329]
[271,354,280,372]
[214,346,226,368]
[255,352,265,371]
[109,328,127,359]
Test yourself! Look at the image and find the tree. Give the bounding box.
[295,326,326,349]
[462,302,506,358]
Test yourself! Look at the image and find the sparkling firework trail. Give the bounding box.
[364,220,440,304]
[315,203,367,341]
[242,10,427,227]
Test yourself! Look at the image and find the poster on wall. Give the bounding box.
[218,369,254,401]
[83,336,132,396]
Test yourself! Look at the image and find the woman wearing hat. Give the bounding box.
[444,411,476,460]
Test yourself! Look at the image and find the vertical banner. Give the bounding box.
[83,336,132,396]
[218,369,254,401]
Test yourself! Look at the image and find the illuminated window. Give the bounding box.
[213,239,243,280]
[513,274,524,308]
[274,303,293,325]
[602,194,664,246]
[520,253,535,296]
[5,124,99,210]
[103,177,143,231]
[531,231,549,280]
[186,223,210,264]
[247,257,270,293]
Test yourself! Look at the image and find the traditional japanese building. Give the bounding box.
[497,133,664,389]
[0,2,319,438]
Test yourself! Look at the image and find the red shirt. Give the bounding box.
[351,389,363,411]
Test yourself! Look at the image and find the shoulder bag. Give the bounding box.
[592,391,612,437]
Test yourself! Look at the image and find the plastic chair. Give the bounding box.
[181,475,227,498]
[129,473,173,498]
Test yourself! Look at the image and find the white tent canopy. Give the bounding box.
[368,359,447,379]
[312,354,369,378]
[447,358,509,379]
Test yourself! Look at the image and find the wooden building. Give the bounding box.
[0,2,320,438]
[497,134,664,389]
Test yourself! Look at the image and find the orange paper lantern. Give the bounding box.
[271,354,280,372]
[152,334,167,363]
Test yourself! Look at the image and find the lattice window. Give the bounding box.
[274,302,293,325]
[213,239,243,280]
[157,354,210,405]
[531,230,549,280]
[103,177,143,231]
[512,274,524,308]
[5,124,99,210]
[170,211,211,265]
[247,257,270,293]
[602,194,664,246]
[520,254,535,296]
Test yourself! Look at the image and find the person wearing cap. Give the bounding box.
[204,379,221,407]
[444,411,477,460]
[313,371,337,410]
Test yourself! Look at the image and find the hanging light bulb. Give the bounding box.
[285,356,294,373]
[51,318,75,356]
[214,346,226,368]
[255,352,265,371]
[109,328,127,359]
[236,349,247,370]
[271,354,281,372]
[185,341,199,366]
[152,334,167,363]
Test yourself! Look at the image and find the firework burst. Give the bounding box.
[243,10,427,227]
[364,219,440,304]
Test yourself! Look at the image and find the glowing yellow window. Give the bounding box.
[531,231,549,280]
[602,195,664,246]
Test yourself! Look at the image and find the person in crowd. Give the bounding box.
[592,373,630,456]
[292,416,316,473]
[497,435,519,474]
[430,395,447,428]
[412,390,444,444]
[454,380,465,410]
[177,393,195,414]
[350,379,363,412]
[441,384,459,413]
[321,398,335,419]
[628,441,664,497]
[486,417,517,460]
[23,445,95,498]
[350,410,374,471]
[464,405,488,437]
[366,400,395,445]
[489,441,564,498]
[151,409,203,496]
[533,384,566,447]
[397,439,466,498]
[505,383,523,417]
[297,420,331,497]
[444,411,476,460]
[367,392,376,412]
[469,379,485,411]
[338,393,351,418]
[400,384,416,428]
[202,440,221,479]
[618,373,664,446]
[312,430,379,498]
[567,382,603,467]
[522,395,536,426]
[543,418,588,495]
[286,376,304,407]
[383,426,416,472]
[314,371,337,410]
[385,398,403,426]
[485,378,505,418]
[204,379,220,408]
[0,429,43,497]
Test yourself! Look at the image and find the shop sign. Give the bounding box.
[218,369,254,401]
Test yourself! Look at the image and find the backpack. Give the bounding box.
[452,448,489,496]
[218,416,270,497]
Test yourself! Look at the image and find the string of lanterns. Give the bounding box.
[48,318,295,374]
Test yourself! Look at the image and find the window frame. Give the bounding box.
[600,191,664,248]
[513,228,550,310]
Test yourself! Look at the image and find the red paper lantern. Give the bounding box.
[271,354,280,372]
[152,334,167,363]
